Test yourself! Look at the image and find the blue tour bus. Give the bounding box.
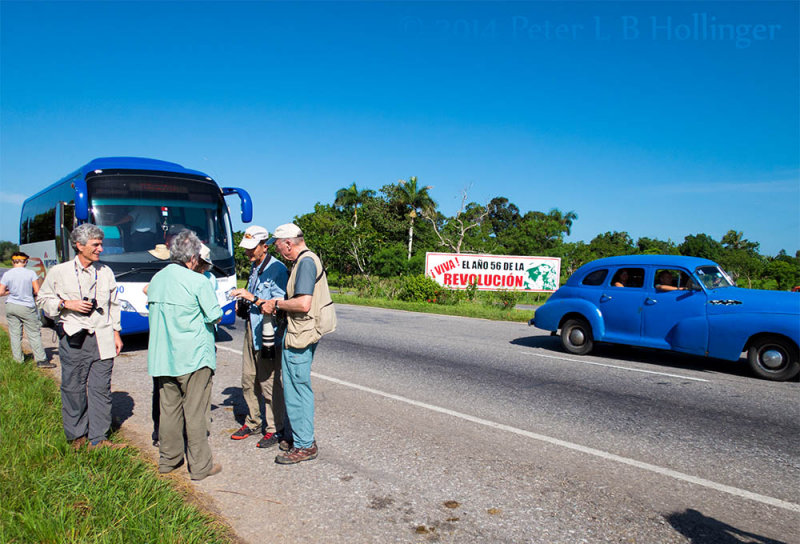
[19,157,252,334]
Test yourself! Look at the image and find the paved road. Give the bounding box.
[3,302,798,543]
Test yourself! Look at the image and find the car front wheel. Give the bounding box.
[561,318,594,355]
[747,336,800,381]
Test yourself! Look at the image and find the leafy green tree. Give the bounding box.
[636,237,678,255]
[719,230,763,287]
[334,182,375,228]
[679,233,724,261]
[390,177,435,260]
[504,209,573,256]
[765,259,800,291]
[232,231,250,280]
[558,241,594,278]
[588,231,635,258]
[294,203,348,272]
[0,240,20,262]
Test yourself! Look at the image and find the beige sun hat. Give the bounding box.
[148,244,170,260]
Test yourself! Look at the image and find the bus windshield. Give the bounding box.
[87,174,234,271]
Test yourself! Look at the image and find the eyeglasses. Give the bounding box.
[12,259,28,264]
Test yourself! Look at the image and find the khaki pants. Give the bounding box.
[158,367,214,479]
[5,302,47,363]
[241,325,285,434]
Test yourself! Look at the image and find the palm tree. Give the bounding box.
[548,209,578,236]
[395,176,435,260]
[334,182,375,228]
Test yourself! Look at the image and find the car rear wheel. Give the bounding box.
[747,336,800,381]
[561,318,594,355]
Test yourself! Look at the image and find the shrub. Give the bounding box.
[398,274,441,302]
[493,289,520,309]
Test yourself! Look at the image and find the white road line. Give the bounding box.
[312,372,798,513]
[216,344,243,355]
[524,351,710,382]
[215,342,797,513]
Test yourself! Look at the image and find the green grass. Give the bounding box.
[0,331,235,544]
[331,293,533,322]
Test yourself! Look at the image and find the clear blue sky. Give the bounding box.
[2,1,798,256]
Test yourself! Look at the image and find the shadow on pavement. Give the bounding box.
[111,391,135,430]
[510,335,758,380]
[666,508,787,544]
[220,386,248,426]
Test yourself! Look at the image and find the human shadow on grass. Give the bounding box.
[666,508,787,544]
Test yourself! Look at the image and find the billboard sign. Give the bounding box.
[425,252,561,292]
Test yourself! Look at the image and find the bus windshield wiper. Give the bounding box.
[113,265,168,279]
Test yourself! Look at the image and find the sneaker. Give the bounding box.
[275,442,318,465]
[230,425,255,440]
[256,432,280,449]
[191,463,222,481]
[70,436,87,451]
[37,361,56,369]
[87,439,127,451]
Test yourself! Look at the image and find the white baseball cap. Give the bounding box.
[239,225,269,249]
[199,244,213,265]
[267,223,303,244]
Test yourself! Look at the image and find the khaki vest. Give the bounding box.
[284,249,336,349]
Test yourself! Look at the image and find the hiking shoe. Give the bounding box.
[87,439,127,451]
[275,442,318,465]
[37,361,56,369]
[256,432,280,449]
[70,436,87,451]
[230,425,256,440]
[191,463,222,481]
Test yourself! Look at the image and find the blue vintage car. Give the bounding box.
[530,255,800,381]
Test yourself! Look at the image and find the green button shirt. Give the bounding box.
[147,263,222,377]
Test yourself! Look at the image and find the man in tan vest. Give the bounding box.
[263,223,335,464]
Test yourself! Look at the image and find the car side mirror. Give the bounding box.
[686,279,702,291]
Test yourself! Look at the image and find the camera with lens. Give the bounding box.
[82,297,103,315]
[235,298,251,319]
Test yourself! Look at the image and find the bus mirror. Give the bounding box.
[222,187,253,223]
[73,177,89,221]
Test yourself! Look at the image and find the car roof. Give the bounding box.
[572,255,718,278]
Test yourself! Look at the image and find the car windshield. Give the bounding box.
[694,265,735,289]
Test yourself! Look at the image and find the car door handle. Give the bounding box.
[645,298,658,305]
[600,294,612,302]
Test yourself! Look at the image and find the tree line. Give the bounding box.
[286,178,799,291]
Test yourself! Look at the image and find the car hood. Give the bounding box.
[705,287,800,315]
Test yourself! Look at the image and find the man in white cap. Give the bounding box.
[262,223,335,464]
[228,225,288,447]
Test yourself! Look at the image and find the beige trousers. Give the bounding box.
[158,366,214,479]
[241,325,285,434]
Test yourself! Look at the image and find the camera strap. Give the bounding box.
[73,261,98,301]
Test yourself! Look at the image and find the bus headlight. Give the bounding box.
[120,300,138,313]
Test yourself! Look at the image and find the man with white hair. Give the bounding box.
[147,230,222,480]
[38,223,125,451]
[228,225,288,448]
[262,223,336,464]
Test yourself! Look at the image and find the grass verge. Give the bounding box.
[331,293,533,323]
[0,330,235,544]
